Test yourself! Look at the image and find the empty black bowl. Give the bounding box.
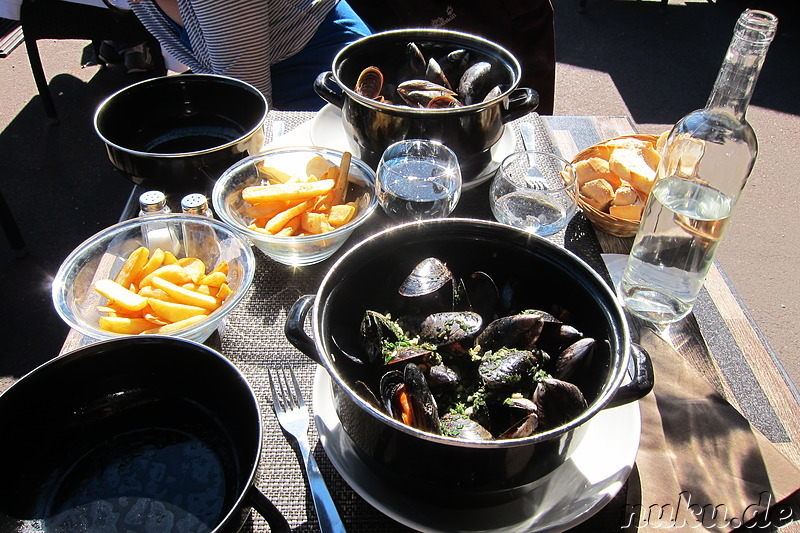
[94,74,268,195]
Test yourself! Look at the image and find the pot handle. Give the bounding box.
[314,71,345,109]
[246,485,291,532]
[604,343,654,409]
[500,88,540,124]
[285,294,321,364]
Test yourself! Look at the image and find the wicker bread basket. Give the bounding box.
[572,134,658,238]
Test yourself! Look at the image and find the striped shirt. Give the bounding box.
[131,0,338,105]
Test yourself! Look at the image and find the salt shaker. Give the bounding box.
[137,190,179,252]
[181,194,217,260]
[181,193,213,218]
[619,9,778,324]
[138,190,171,216]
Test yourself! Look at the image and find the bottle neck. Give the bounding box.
[705,10,777,120]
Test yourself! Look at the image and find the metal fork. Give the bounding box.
[268,367,346,533]
[519,122,549,191]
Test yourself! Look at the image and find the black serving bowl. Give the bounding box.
[286,219,653,506]
[0,336,288,532]
[94,74,268,195]
[314,29,539,187]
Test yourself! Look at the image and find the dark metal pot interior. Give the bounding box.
[94,74,268,195]
[315,29,538,184]
[302,219,632,503]
[0,336,286,532]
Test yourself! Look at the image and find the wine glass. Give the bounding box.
[376,139,462,223]
[490,151,577,236]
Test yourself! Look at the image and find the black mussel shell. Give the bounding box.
[441,412,493,441]
[418,311,482,348]
[478,349,540,392]
[474,314,544,356]
[533,377,588,430]
[398,257,453,297]
[553,337,595,382]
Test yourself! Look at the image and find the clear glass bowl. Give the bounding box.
[212,147,378,266]
[52,214,255,343]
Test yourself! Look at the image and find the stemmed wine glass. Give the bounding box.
[376,139,462,223]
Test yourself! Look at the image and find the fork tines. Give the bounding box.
[268,366,305,412]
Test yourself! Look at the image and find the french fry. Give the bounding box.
[328,203,356,227]
[244,200,296,219]
[150,276,220,310]
[300,212,334,235]
[113,246,149,288]
[138,264,191,289]
[209,260,229,275]
[163,251,179,265]
[177,257,206,284]
[94,279,149,312]
[276,215,302,236]
[258,165,294,184]
[264,200,313,234]
[148,298,209,323]
[136,248,165,284]
[99,316,154,335]
[137,286,178,302]
[199,271,228,287]
[144,314,208,335]
[216,283,233,301]
[242,179,335,203]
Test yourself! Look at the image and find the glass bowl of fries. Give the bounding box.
[52,214,255,343]
[212,146,379,266]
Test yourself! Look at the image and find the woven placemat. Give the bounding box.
[216,110,626,532]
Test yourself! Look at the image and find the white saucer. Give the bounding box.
[313,368,640,533]
[308,104,517,190]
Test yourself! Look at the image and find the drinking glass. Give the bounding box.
[490,151,577,236]
[376,139,462,222]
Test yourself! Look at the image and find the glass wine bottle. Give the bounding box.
[619,9,778,324]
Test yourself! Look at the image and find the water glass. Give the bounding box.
[376,139,462,222]
[490,151,577,236]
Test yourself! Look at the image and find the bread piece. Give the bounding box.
[610,204,644,221]
[580,178,615,212]
[608,148,656,195]
[656,130,670,152]
[575,157,608,186]
[595,138,649,160]
[612,184,639,207]
[641,145,662,172]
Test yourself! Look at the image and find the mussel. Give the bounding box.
[381,363,441,434]
[360,310,431,365]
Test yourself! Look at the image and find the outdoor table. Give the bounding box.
[60,110,800,532]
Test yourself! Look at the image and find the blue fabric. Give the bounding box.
[271,0,373,111]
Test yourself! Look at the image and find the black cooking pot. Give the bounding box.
[0,336,289,533]
[285,219,652,506]
[314,29,538,187]
[95,74,268,196]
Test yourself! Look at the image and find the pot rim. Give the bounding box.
[330,28,523,115]
[0,335,265,532]
[311,218,632,449]
[93,73,269,159]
